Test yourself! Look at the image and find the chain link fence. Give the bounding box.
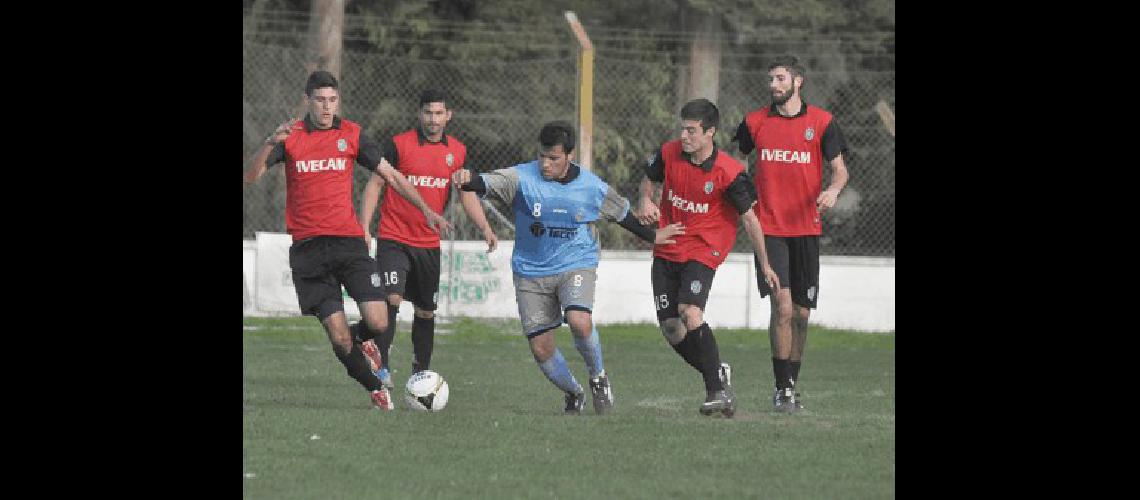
[244,11,894,256]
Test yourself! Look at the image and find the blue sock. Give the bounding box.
[537,349,582,394]
[573,325,605,379]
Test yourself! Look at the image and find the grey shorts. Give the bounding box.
[513,268,597,337]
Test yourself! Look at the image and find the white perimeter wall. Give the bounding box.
[243,233,894,332]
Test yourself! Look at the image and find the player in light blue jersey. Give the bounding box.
[453,121,684,414]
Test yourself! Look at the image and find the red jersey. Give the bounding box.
[274,116,378,243]
[739,104,836,236]
[376,128,467,248]
[650,140,746,270]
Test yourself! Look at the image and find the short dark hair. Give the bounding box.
[767,55,805,81]
[680,99,719,133]
[539,121,575,153]
[305,70,339,96]
[419,89,449,109]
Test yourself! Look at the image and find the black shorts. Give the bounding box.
[755,235,820,309]
[289,236,386,320]
[374,239,441,311]
[650,258,717,322]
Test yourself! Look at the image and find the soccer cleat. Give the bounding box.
[360,340,387,384]
[794,391,804,410]
[588,374,614,414]
[697,363,735,417]
[699,390,734,418]
[564,390,586,415]
[371,387,394,411]
[773,387,798,413]
[719,363,734,408]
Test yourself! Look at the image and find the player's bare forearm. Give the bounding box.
[743,210,779,288]
[827,155,849,194]
[460,191,493,234]
[460,190,497,252]
[816,155,849,213]
[243,143,273,185]
[358,172,385,231]
[741,210,769,262]
[635,176,662,225]
[246,120,293,185]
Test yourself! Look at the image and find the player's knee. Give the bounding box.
[773,301,795,323]
[319,310,352,351]
[529,341,554,362]
[565,312,592,337]
[792,310,809,331]
[357,301,387,332]
[414,308,434,320]
[796,305,811,321]
[679,306,704,331]
[364,315,386,335]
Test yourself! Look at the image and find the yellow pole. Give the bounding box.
[564,11,594,170]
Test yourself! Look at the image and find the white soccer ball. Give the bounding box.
[404,370,449,412]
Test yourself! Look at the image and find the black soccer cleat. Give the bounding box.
[773,387,799,413]
[564,390,585,415]
[588,374,614,415]
[719,363,734,414]
[699,389,735,418]
[697,363,736,417]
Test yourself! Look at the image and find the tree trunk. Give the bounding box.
[308,0,345,79]
[682,11,721,105]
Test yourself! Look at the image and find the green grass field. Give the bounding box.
[243,316,894,499]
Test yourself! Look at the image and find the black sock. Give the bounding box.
[790,360,802,386]
[695,324,724,392]
[411,315,435,372]
[376,304,399,369]
[670,330,703,372]
[772,357,792,390]
[349,320,372,342]
[334,343,381,392]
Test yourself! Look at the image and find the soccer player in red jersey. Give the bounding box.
[349,90,498,405]
[635,99,780,417]
[243,71,450,410]
[733,56,850,412]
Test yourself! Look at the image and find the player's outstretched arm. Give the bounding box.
[452,167,519,206]
[601,185,682,245]
[614,211,685,245]
[376,158,451,234]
